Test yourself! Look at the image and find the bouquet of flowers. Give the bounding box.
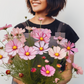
[0,18,83,84]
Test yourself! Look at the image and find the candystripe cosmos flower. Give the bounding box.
[0,50,9,65]
[0,24,12,30]
[72,63,83,75]
[48,46,66,60]
[40,65,55,77]
[5,39,23,56]
[33,41,49,55]
[63,41,78,55]
[18,46,37,60]
[31,28,51,43]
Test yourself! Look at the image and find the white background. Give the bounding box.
[0,0,84,84]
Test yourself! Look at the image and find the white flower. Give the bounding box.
[33,41,50,55]
[48,46,66,60]
[0,50,9,65]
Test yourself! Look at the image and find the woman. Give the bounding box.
[12,0,79,84]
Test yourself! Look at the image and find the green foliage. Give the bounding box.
[2,33,65,84]
[3,52,64,84]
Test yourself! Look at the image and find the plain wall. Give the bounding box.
[0,0,84,84]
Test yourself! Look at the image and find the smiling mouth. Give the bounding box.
[32,1,41,6]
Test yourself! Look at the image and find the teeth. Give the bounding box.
[33,3,39,5]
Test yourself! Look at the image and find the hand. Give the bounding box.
[57,70,72,84]
[8,55,13,64]
[13,78,25,84]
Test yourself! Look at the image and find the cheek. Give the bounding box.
[42,0,47,9]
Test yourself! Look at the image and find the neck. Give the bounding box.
[30,13,55,25]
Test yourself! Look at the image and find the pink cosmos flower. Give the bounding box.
[31,68,36,73]
[45,59,49,63]
[38,17,44,21]
[31,28,51,43]
[0,24,12,30]
[20,35,26,44]
[72,63,83,75]
[0,50,9,65]
[5,38,23,56]
[63,41,78,55]
[54,36,67,46]
[26,26,36,31]
[2,34,10,42]
[11,27,25,36]
[40,65,55,77]
[11,28,26,43]
[54,78,60,83]
[54,36,63,40]
[48,46,66,60]
[18,46,37,60]
[33,41,50,55]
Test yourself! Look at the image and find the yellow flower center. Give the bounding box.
[55,53,59,57]
[67,46,71,50]
[13,46,17,50]
[46,70,50,74]
[0,55,3,59]
[37,65,41,68]
[7,71,10,74]
[57,64,61,68]
[39,47,43,51]
[25,52,30,56]
[40,37,44,41]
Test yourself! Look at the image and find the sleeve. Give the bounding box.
[65,24,79,43]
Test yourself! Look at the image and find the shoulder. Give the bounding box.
[64,23,79,43]
[56,19,79,43]
[14,20,28,29]
[14,21,28,33]
[14,23,24,28]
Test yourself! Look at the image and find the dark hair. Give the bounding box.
[26,0,66,17]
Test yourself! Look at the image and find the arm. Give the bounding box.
[13,78,25,84]
[58,54,74,84]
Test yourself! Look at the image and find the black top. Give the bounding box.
[15,19,79,43]
[14,19,79,71]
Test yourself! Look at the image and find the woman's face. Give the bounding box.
[29,0,47,14]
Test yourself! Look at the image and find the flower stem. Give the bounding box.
[28,60,32,83]
[40,21,41,28]
[0,40,5,46]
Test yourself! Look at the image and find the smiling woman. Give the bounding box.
[3,0,81,84]
[0,0,84,84]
